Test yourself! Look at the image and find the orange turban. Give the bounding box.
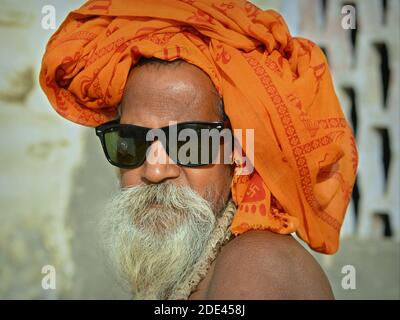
[40,0,358,254]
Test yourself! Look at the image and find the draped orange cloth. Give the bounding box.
[39,0,358,254]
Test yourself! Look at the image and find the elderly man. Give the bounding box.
[39,0,358,300]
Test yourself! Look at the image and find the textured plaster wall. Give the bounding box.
[0,0,398,299]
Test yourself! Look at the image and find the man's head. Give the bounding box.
[101,58,234,299]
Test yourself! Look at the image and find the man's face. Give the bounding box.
[119,61,232,211]
[101,61,234,299]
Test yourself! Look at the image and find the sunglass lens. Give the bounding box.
[104,127,147,167]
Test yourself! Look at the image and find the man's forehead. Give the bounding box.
[120,60,221,126]
[123,60,219,99]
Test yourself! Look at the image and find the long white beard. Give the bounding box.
[100,183,224,299]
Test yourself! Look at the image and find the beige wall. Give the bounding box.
[0,0,398,299]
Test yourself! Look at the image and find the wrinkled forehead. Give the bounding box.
[120,61,222,127]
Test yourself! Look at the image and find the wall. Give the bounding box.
[0,0,398,299]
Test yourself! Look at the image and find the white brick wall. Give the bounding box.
[255,0,400,240]
[0,0,398,299]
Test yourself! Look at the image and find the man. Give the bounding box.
[39,0,358,300]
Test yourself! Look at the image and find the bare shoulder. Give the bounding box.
[205,230,334,300]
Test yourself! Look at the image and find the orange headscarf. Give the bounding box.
[40,0,358,254]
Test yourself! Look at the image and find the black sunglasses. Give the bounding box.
[95,119,231,169]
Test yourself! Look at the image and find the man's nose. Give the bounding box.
[141,140,180,183]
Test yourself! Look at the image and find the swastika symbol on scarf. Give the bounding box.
[242,173,266,202]
[246,184,260,198]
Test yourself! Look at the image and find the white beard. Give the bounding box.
[100,183,225,299]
